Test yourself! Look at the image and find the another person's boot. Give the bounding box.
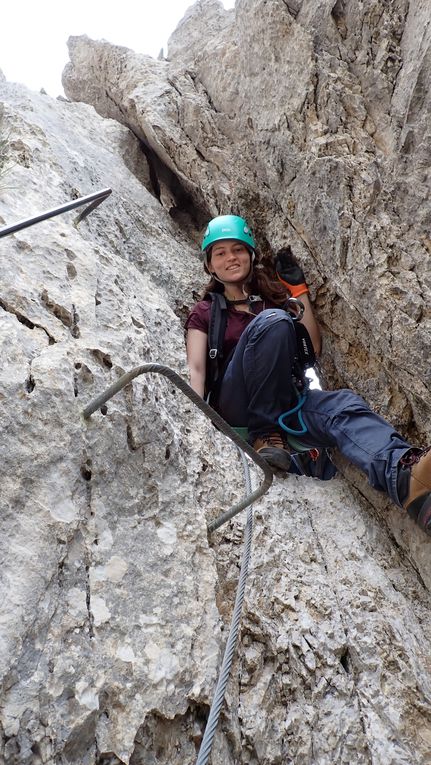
[253,432,292,471]
[402,447,431,535]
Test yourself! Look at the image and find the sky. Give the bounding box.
[0,0,235,98]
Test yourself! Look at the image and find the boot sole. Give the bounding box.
[256,446,291,472]
[406,492,431,536]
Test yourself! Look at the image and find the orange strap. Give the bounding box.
[277,275,309,298]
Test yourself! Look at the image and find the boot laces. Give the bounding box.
[400,445,431,467]
[256,432,287,450]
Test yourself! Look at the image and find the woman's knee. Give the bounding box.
[248,314,296,359]
[247,308,294,341]
[259,308,292,323]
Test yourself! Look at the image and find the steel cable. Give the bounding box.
[196,448,254,765]
[83,365,264,762]
[3,191,270,761]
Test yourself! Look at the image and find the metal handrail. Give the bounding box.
[0,188,112,239]
[82,363,273,532]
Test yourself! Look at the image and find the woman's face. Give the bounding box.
[208,240,252,283]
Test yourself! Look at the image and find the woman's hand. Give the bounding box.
[186,329,208,397]
[275,247,321,356]
[275,246,309,298]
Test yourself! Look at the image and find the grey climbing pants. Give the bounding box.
[218,308,412,506]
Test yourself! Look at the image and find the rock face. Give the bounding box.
[64,0,431,443]
[0,0,430,764]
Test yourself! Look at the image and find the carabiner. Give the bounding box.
[286,297,305,321]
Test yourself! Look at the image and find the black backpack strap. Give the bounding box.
[283,297,315,358]
[206,293,228,398]
[282,298,316,390]
[294,321,316,369]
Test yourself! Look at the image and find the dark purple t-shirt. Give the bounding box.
[185,297,272,359]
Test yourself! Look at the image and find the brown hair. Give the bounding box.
[201,255,288,305]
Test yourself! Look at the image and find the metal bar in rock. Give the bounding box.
[0,188,112,239]
[82,363,273,531]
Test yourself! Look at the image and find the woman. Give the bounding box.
[185,214,431,536]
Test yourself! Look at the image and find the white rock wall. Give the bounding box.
[64,0,431,440]
[0,0,430,762]
[0,82,245,764]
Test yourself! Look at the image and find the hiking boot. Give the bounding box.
[401,447,431,536]
[253,432,292,471]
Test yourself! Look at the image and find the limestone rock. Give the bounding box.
[0,78,237,764]
[167,0,235,68]
[0,0,430,763]
[62,35,232,221]
[63,0,431,444]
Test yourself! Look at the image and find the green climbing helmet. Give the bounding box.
[201,215,256,262]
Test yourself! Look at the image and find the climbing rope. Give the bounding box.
[82,363,273,532]
[278,383,309,436]
[0,187,112,239]
[196,448,254,765]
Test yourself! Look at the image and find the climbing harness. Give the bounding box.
[206,292,262,401]
[0,188,112,239]
[205,291,314,405]
[83,363,273,532]
[204,292,328,479]
[206,292,228,398]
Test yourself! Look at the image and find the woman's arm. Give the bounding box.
[186,329,208,397]
[275,247,321,356]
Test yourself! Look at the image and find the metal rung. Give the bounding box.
[0,188,112,239]
[82,363,273,532]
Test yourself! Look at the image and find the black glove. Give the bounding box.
[275,246,309,297]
